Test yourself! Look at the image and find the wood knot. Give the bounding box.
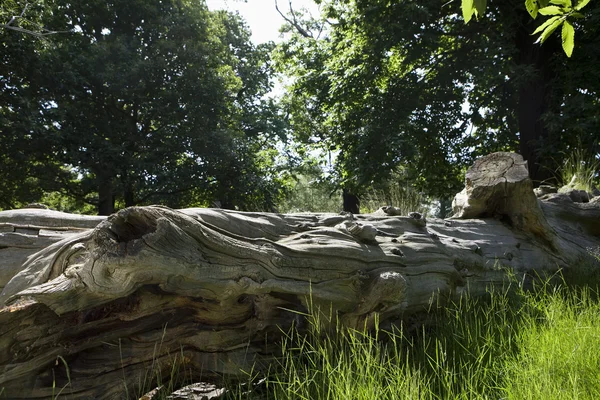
[391,248,404,257]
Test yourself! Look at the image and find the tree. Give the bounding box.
[1,0,287,214]
[276,0,600,200]
[0,1,64,209]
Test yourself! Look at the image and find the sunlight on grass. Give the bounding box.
[361,182,429,215]
[559,148,599,192]
[228,277,600,400]
[504,286,600,400]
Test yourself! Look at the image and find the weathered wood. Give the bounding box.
[452,152,558,249]
[0,209,105,292]
[0,153,598,399]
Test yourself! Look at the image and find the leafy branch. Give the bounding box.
[274,0,324,39]
[0,1,60,38]
[461,0,592,57]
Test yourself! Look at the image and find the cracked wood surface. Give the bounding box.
[0,152,598,399]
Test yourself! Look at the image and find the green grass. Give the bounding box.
[503,285,600,399]
[558,148,599,192]
[227,276,600,400]
[360,183,429,215]
[127,328,196,400]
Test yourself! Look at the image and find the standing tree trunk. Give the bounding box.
[123,179,135,208]
[97,176,115,216]
[515,16,559,185]
[0,153,598,399]
[343,188,360,214]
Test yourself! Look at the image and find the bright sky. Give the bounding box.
[206,0,321,44]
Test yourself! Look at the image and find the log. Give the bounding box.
[0,209,104,292]
[0,152,599,399]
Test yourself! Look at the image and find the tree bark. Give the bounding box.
[343,188,360,214]
[123,181,135,208]
[0,153,598,399]
[515,18,559,185]
[97,177,115,216]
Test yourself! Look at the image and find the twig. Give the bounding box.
[275,0,312,38]
[1,1,62,38]
[0,23,60,37]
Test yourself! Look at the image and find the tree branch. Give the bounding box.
[0,23,60,37]
[275,0,313,38]
[1,1,62,38]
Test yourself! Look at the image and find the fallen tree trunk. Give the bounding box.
[0,153,598,399]
[0,209,105,293]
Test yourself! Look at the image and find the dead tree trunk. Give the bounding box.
[0,153,598,399]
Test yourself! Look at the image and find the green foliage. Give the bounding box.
[0,0,57,37]
[531,0,586,58]
[276,152,341,213]
[1,0,288,214]
[462,0,488,23]
[276,0,521,199]
[0,2,62,209]
[278,0,599,195]
[279,174,341,213]
[525,0,551,18]
[39,191,97,214]
[360,170,430,215]
[558,148,599,191]
[561,20,575,56]
[462,0,592,57]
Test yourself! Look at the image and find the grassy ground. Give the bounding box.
[224,276,600,400]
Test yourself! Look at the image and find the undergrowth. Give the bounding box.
[226,275,600,400]
[360,182,429,215]
[558,148,599,192]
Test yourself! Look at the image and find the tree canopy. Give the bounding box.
[276,0,600,202]
[1,0,288,214]
[1,0,598,215]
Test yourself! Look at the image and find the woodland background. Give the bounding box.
[1,0,599,215]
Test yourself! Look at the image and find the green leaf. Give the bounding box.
[570,11,585,18]
[532,16,561,35]
[535,18,564,43]
[574,0,591,10]
[525,0,539,18]
[462,0,475,23]
[550,0,572,7]
[538,5,566,15]
[561,20,574,57]
[539,0,551,5]
[473,0,487,16]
